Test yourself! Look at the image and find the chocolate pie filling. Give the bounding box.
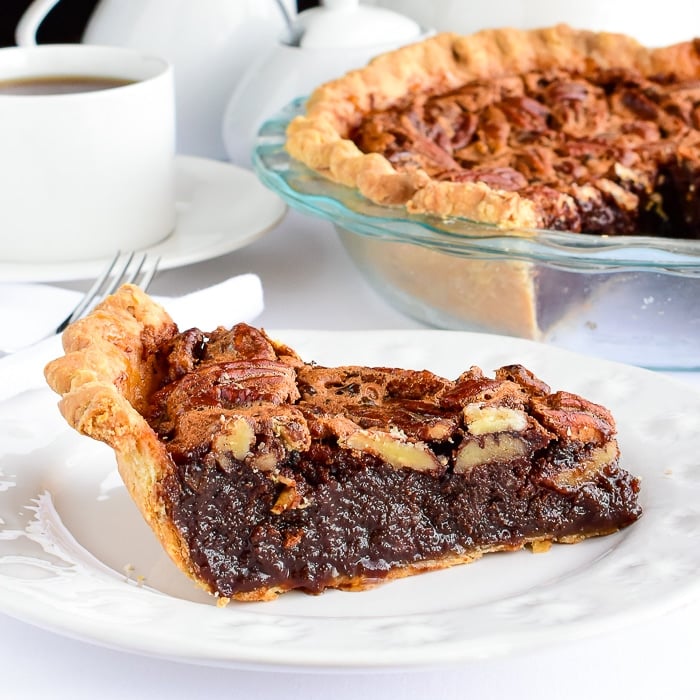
[146,324,641,598]
[352,65,700,237]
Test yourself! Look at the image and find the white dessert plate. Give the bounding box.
[0,330,699,671]
[0,156,286,283]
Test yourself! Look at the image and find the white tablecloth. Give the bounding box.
[1,209,699,699]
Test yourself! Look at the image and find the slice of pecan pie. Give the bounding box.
[44,284,641,602]
[286,24,700,237]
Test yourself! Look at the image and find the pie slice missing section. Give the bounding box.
[44,285,641,602]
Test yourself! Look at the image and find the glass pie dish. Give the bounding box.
[253,98,700,370]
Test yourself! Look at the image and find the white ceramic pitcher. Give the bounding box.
[16,0,297,160]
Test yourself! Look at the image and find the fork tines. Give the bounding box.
[55,251,160,334]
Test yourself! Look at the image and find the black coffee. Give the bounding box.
[0,75,135,96]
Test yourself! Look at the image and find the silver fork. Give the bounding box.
[0,252,159,359]
[55,251,160,334]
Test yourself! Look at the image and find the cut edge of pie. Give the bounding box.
[44,284,642,603]
[285,24,700,228]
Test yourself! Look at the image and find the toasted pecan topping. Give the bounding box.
[146,324,620,476]
[529,391,616,445]
[352,64,700,237]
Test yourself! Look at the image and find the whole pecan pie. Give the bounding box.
[44,285,641,602]
[286,25,700,237]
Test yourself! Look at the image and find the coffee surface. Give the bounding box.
[0,75,134,96]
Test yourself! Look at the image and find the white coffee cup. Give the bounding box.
[0,44,175,263]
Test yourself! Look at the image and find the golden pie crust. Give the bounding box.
[285,24,700,229]
[42,285,197,589]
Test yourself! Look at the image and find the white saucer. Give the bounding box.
[0,156,286,283]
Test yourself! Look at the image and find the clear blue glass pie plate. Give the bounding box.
[253,98,700,370]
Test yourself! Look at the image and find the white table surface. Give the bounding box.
[2,208,699,699]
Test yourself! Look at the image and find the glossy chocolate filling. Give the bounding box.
[163,444,640,597]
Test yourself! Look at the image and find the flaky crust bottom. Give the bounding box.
[285,24,700,228]
[341,232,540,337]
[229,532,608,602]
